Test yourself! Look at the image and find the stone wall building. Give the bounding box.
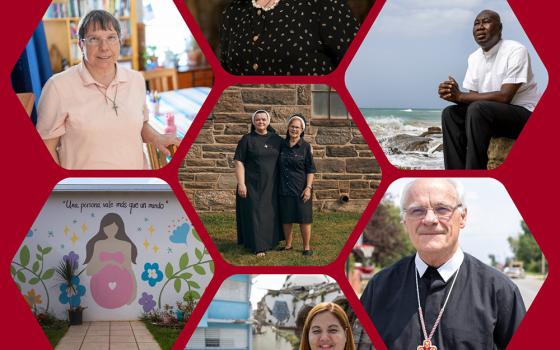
[179,84,381,212]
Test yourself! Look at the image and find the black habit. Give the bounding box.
[234,131,284,253]
[360,253,526,350]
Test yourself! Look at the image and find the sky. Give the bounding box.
[385,178,531,266]
[346,0,549,109]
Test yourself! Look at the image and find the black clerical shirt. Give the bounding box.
[360,253,526,350]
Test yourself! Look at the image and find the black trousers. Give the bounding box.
[441,101,531,169]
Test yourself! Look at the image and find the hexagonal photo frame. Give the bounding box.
[180,84,381,266]
[185,274,374,350]
[184,0,375,75]
[346,0,548,170]
[10,0,212,170]
[10,178,214,349]
[347,178,546,349]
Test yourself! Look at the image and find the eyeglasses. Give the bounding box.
[289,125,302,130]
[82,35,120,47]
[403,204,462,221]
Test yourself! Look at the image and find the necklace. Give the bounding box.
[414,264,462,350]
[95,84,119,117]
[252,0,280,11]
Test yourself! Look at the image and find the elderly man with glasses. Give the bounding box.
[360,178,526,350]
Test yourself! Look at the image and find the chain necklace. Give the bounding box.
[252,0,280,11]
[95,84,119,117]
[414,264,462,350]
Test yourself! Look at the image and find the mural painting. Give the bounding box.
[11,186,213,321]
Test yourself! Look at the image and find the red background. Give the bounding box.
[0,0,557,348]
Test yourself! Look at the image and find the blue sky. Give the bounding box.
[346,0,549,109]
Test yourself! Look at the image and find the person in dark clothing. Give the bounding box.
[360,178,526,349]
[220,0,359,76]
[234,110,284,257]
[278,115,316,256]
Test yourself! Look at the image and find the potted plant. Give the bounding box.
[143,45,159,70]
[55,258,86,325]
[175,301,184,322]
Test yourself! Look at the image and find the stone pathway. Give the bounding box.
[55,321,161,350]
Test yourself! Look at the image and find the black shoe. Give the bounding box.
[302,250,313,256]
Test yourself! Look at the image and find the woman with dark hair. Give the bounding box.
[278,114,316,256]
[220,0,360,75]
[37,10,179,169]
[84,213,137,309]
[234,110,284,257]
[300,302,356,350]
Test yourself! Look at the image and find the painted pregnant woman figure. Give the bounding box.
[84,213,137,309]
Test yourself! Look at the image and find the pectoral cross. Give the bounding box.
[418,340,437,350]
[112,101,118,117]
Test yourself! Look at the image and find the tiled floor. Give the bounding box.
[54,321,162,350]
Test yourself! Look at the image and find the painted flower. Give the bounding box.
[59,276,86,308]
[63,251,80,270]
[141,263,164,287]
[24,289,42,307]
[138,292,156,313]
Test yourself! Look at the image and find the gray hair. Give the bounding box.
[399,178,467,215]
[78,10,121,41]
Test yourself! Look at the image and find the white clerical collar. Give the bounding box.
[415,249,464,282]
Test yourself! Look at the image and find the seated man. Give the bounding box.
[360,178,526,349]
[439,10,539,169]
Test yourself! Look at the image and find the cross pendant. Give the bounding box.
[112,102,118,117]
[417,339,437,350]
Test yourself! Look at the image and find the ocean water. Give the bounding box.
[361,108,444,170]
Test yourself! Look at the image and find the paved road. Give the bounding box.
[511,274,545,308]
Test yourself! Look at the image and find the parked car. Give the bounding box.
[504,266,525,279]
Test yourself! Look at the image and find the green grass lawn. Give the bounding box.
[42,324,69,348]
[200,212,361,266]
[142,320,183,350]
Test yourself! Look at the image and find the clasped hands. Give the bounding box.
[438,76,463,103]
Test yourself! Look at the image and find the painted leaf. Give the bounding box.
[195,248,203,260]
[42,268,55,280]
[187,280,200,289]
[29,277,40,285]
[16,271,26,283]
[193,265,205,275]
[174,279,182,293]
[37,244,43,253]
[179,253,189,270]
[32,261,40,274]
[42,247,52,255]
[183,290,201,300]
[19,246,30,267]
[209,261,215,273]
[10,265,16,276]
[179,272,193,280]
[165,263,174,279]
[36,254,42,261]
[192,229,201,242]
